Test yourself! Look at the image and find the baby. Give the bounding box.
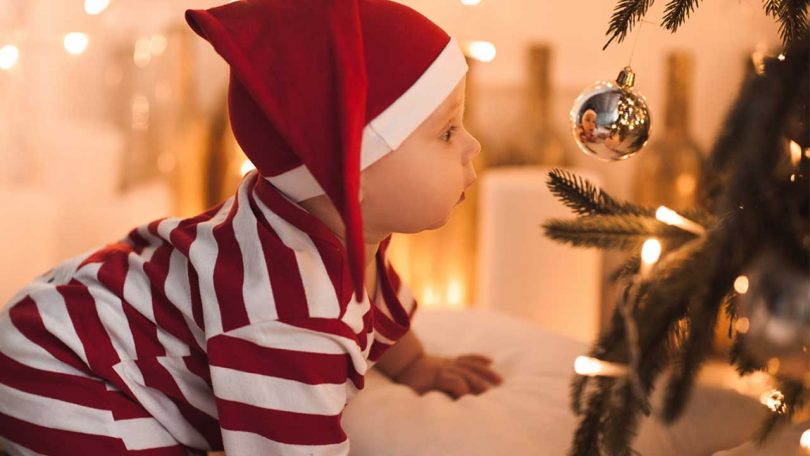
[0,1,501,455]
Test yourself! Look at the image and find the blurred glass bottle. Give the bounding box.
[631,51,704,210]
[493,44,567,167]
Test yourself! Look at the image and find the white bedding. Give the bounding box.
[343,309,784,456]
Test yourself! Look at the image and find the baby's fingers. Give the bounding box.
[436,370,471,399]
[456,357,503,385]
[457,354,493,365]
[454,366,492,395]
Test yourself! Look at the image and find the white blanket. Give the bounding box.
[343,309,776,456]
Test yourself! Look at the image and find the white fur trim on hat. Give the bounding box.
[265,37,468,202]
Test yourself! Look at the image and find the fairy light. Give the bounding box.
[0,45,19,70]
[735,317,750,334]
[466,41,496,62]
[655,206,706,236]
[240,159,256,176]
[150,35,168,56]
[789,140,802,167]
[777,53,786,61]
[84,0,110,15]
[574,356,628,377]
[64,33,89,55]
[460,0,482,4]
[760,389,787,414]
[640,238,662,277]
[133,37,152,67]
[800,429,810,453]
[734,275,749,294]
[421,285,441,308]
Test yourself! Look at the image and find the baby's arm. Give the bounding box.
[373,329,503,399]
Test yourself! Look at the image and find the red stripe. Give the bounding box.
[0,411,129,454]
[183,352,212,389]
[94,253,165,360]
[7,296,91,375]
[368,338,392,362]
[207,334,355,385]
[211,199,250,332]
[143,242,204,353]
[216,398,346,446]
[169,203,227,331]
[253,213,311,321]
[134,357,223,448]
[59,281,137,396]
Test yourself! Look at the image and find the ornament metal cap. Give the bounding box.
[616,66,636,88]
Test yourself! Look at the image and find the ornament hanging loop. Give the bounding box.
[616,67,636,88]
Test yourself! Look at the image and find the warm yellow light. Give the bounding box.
[655,206,706,236]
[574,356,627,377]
[641,238,662,265]
[133,37,152,67]
[777,53,786,61]
[240,159,256,176]
[421,285,441,308]
[734,275,749,294]
[460,0,482,5]
[735,317,750,334]
[800,429,810,451]
[790,140,802,167]
[0,45,19,70]
[446,278,464,308]
[150,35,168,56]
[64,33,89,55]
[84,0,110,15]
[467,41,496,62]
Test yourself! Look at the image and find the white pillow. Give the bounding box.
[343,309,769,455]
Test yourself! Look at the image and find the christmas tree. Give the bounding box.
[544,1,809,454]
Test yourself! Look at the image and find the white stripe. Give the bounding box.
[77,264,138,360]
[164,249,207,350]
[189,199,235,338]
[156,356,218,419]
[0,299,91,378]
[264,37,468,203]
[123,253,189,357]
[29,287,89,367]
[113,361,209,449]
[136,225,160,261]
[365,37,467,165]
[211,365,347,415]
[253,195,341,319]
[341,292,370,335]
[113,417,181,451]
[396,276,416,314]
[221,429,349,456]
[0,382,116,437]
[233,175,278,323]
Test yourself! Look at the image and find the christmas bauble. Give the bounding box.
[736,249,810,382]
[570,67,651,161]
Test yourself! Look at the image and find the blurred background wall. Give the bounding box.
[0,0,782,342]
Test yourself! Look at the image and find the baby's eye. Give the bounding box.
[440,126,457,143]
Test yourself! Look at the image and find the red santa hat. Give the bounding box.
[185,0,467,302]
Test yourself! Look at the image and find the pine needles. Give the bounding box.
[604,0,809,49]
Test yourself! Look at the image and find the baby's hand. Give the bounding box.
[394,353,503,399]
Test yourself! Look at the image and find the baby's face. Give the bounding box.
[581,110,597,134]
[360,77,480,234]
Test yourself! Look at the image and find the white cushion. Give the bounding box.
[344,309,769,455]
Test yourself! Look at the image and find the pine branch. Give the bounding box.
[546,169,650,216]
[763,0,809,48]
[603,0,656,50]
[542,214,694,251]
[661,0,702,32]
[570,377,614,456]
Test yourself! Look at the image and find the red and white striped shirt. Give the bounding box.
[0,171,417,455]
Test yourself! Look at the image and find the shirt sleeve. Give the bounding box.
[368,260,419,364]
[206,318,366,456]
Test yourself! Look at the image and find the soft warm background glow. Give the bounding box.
[0,1,782,342]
